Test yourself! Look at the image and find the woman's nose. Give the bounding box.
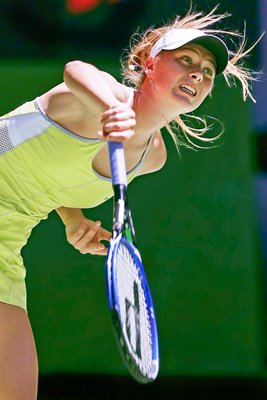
[189,70,203,82]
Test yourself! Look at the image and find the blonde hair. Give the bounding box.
[121,5,262,150]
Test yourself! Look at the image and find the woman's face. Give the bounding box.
[147,43,216,115]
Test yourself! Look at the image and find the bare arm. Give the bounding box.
[63,60,127,113]
[63,61,136,141]
[56,207,85,226]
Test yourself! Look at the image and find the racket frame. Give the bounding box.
[106,141,160,383]
[106,234,159,383]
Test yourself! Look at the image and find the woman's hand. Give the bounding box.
[66,218,111,256]
[98,103,136,142]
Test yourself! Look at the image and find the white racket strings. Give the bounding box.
[116,242,153,376]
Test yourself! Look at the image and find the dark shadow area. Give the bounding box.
[38,375,267,400]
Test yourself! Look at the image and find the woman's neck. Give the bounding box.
[132,88,169,144]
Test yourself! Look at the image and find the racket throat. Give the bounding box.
[112,185,136,244]
[112,184,126,235]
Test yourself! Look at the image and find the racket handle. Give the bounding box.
[108,141,127,186]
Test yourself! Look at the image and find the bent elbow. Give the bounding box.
[63,60,98,88]
[64,60,82,79]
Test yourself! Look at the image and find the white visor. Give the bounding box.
[150,28,229,75]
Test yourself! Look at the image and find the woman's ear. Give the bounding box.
[144,55,155,75]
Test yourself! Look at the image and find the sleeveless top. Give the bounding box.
[0,92,153,222]
[0,90,156,300]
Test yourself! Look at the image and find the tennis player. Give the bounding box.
[0,6,259,399]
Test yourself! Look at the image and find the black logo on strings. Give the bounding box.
[125,281,141,358]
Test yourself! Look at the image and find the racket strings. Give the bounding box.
[116,242,153,376]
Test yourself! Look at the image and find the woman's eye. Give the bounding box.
[203,67,215,77]
[181,56,192,64]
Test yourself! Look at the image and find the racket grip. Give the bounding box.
[108,141,127,186]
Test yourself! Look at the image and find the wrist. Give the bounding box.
[56,207,85,226]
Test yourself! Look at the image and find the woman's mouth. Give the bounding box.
[179,84,197,97]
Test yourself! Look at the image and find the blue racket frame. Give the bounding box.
[106,141,160,383]
[106,234,159,383]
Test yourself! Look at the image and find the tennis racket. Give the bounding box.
[106,140,159,384]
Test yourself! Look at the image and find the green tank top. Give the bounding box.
[0,97,152,222]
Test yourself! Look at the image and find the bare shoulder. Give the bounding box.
[137,131,167,176]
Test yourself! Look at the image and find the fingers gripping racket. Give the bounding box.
[106,141,159,384]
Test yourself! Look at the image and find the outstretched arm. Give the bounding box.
[64,60,127,113]
[63,61,136,141]
[56,207,111,256]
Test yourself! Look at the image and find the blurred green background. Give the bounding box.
[0,0,266,391]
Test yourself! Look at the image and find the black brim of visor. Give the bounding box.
[190,36,229,75]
